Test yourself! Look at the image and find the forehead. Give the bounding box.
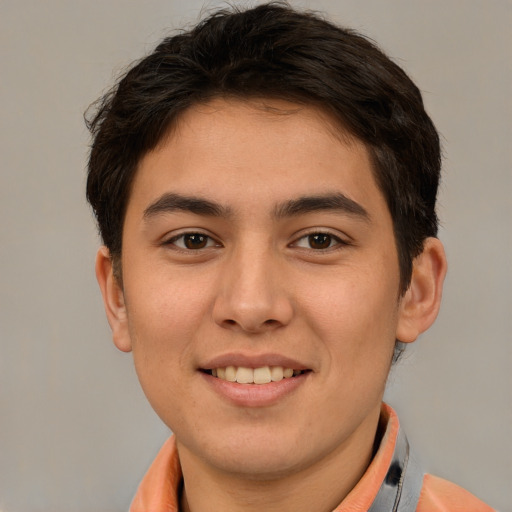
[127,98,387,220]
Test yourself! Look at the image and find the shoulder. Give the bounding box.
[417,473,496,512]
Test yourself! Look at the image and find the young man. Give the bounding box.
[86,3,494,511]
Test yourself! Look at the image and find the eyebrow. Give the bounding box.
[143,193,232,219]
[274,193,370,221]
[143,192,370,222]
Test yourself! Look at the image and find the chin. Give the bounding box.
[182,423,312,480]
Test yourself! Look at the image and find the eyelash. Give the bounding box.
[163,230,349,252]
[164,232,221,251]
[291,231,349,251]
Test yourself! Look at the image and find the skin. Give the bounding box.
[96,98,446,512]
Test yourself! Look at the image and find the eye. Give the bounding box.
[293,232,344,250]
[166,232,218,250]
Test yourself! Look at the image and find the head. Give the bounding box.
[87,1,446,492]
[86,1,441,295]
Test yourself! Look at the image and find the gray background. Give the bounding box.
[1,1,510,511]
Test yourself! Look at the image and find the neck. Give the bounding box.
[177,408,381,512]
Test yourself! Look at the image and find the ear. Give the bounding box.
[95,246,133,352]
[396,237,447,343]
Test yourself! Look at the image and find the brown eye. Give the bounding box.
[183,233,208,249]
[293,232,344,251]
[308,233,333,249]
[168,233,217,250]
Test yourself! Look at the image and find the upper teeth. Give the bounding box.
[211,366,302,384]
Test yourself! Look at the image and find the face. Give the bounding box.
[110,99,410,480]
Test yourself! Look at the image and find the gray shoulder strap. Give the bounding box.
[368,427,424,512]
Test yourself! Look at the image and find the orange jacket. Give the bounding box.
[130,404,494,511]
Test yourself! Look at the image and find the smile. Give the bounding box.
[204,366,307,384]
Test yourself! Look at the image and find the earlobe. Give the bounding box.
[396,237,447,343]
[95,246,133,352]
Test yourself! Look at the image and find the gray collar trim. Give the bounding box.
[368,427,424,512]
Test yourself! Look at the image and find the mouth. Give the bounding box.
[201,366,310,384]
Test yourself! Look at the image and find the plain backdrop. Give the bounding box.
[1,1,511,511]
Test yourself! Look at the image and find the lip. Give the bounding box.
[200,370,310,407]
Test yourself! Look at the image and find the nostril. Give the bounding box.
[218,317,286,333]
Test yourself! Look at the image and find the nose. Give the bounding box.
[212,245,294,334]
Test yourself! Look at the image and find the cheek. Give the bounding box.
[128,268,210,330]
[123,276,210,427]
[299,262,399,365]
[123,271,213,379]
